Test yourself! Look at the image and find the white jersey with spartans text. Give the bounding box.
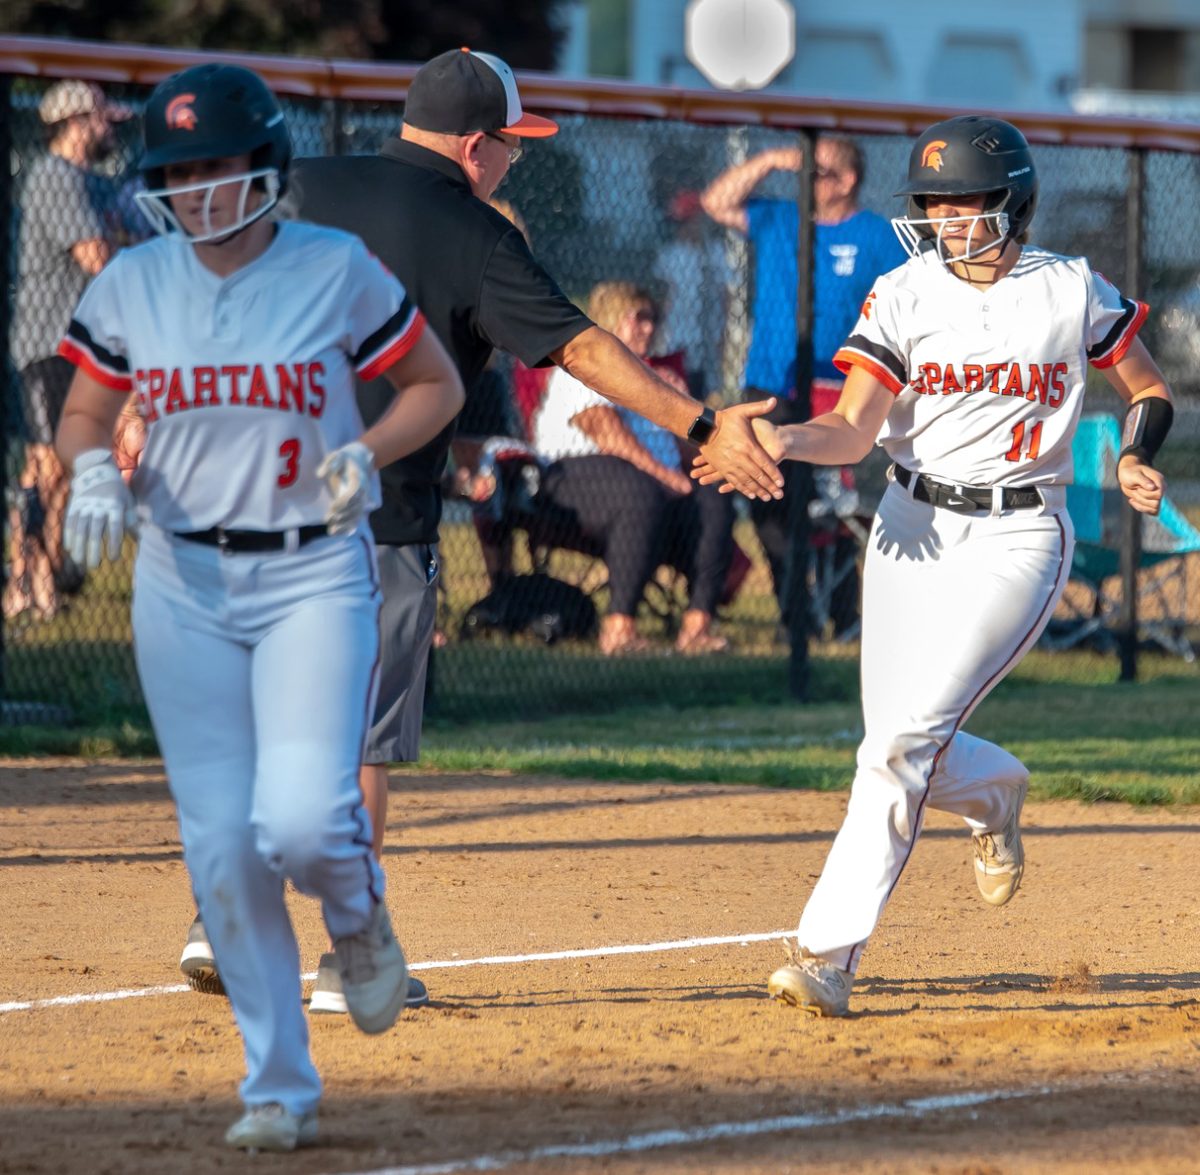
[833,245,1147,487]
[61,220,426,532]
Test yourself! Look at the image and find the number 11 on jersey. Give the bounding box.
[1004,420,1042,463]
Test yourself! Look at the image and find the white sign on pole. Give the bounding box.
[685,0,797,92]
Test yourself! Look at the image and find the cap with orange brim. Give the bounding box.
[404,47,558,139]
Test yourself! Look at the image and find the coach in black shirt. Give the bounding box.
[256,49,781,1011]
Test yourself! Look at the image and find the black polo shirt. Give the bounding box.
[290,138,590,546]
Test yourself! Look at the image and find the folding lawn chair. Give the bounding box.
[1042,413,1200,661]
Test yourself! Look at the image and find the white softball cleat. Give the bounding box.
[179,916,224,996]
[332,901,409,1034]
[311,951,430,1014]
[225,1103,318,1152]
[767,944,853,1017]
[972,781,1027,906]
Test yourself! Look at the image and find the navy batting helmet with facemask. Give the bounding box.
[136,63,292,243]
[891,115,1037,264]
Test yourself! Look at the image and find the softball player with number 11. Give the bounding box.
[696,115,1174,1017]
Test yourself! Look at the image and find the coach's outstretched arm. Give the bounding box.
[551,325,784,502]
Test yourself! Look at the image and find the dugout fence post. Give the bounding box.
[0,74,11,710]
[323,97,346,157]
[1118,147,1146,683]
[782,127,815,701]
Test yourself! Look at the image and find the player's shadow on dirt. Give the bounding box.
[857,969,1200,1015]
[439,982,764,1009]
[393,783,749,833]
[380,822,1200,858]
[6,820,1200,869]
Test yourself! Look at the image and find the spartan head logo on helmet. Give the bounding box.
[921,140,948,171]
[166,94,197,131]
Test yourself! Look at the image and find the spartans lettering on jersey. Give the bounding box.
[911,361,1069,407]
[134,363,328,423]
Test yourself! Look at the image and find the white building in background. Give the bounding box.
[557,0,1200,118]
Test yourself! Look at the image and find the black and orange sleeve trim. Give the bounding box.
[833,334,906,395]
[1088,297,1149,370]
[355,302,426,382]
[57,320,133,392]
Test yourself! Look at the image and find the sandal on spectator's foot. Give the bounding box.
[674,609,728,655]
[3,587,32,620]
[675,630,729,655]
[599,615,651,656]
[600,633,653,656]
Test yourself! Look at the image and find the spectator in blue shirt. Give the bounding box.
[701,136,905,633]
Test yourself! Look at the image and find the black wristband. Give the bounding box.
[686,405,718,445]
[1118,397,1174,466]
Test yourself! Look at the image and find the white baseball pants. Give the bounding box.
[798,477,1074,973]
[133,523,383,1115]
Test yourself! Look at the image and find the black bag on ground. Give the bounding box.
[461,572,598,645]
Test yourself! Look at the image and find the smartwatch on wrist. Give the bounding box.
[686,405,718,445]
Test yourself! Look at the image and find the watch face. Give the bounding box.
[689,408,716,444]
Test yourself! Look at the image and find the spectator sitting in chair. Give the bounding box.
[532,281,734,655]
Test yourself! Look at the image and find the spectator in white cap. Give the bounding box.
[5,80,132,621]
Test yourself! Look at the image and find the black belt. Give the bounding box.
[894,465,1042,514]
[175,524,330,553]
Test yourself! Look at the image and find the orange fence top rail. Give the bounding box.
[4,34,1200,152]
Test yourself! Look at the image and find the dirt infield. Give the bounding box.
[2,761,1199,1174]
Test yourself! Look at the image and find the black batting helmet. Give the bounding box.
[895,115,1037,245]
[140,63,292,194]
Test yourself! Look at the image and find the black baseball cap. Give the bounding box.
[404,48,558,139]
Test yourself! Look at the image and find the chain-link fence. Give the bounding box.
[3,51,1199,728]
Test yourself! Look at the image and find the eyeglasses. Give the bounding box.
[485,132,524,164]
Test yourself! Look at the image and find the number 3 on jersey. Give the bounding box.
[278,438,300,487]
[1005,421,1043,463]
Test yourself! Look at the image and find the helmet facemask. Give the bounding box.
[135,165,281,244]
[892,191,1013,265]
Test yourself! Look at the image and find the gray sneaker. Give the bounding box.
[311,951,429,1013]
[179,916,225,996]
[332,902,409,1034]
[767,944,853,1017]
[225,1103,318,1152]
[973,782,1027,906]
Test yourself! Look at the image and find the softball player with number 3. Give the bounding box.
[54,64,463,1148]
[697,115,1174,1017]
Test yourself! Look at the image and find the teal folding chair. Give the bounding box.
[1042,413,1200,661]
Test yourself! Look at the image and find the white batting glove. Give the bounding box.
[64,448,139,570]
[316,441,375,535]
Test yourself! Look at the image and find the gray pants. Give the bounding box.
[364,542,439,764]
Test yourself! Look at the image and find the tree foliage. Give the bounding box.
[1,0,567,69]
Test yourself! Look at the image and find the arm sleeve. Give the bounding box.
[57,261,132,392]
[476,228,591,368]
[832,278,908,394]
[1085,264,1148,370]
[342,238,427,381]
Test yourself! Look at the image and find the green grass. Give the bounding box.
[410,652,1200,806]
[3,525,1197,806]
